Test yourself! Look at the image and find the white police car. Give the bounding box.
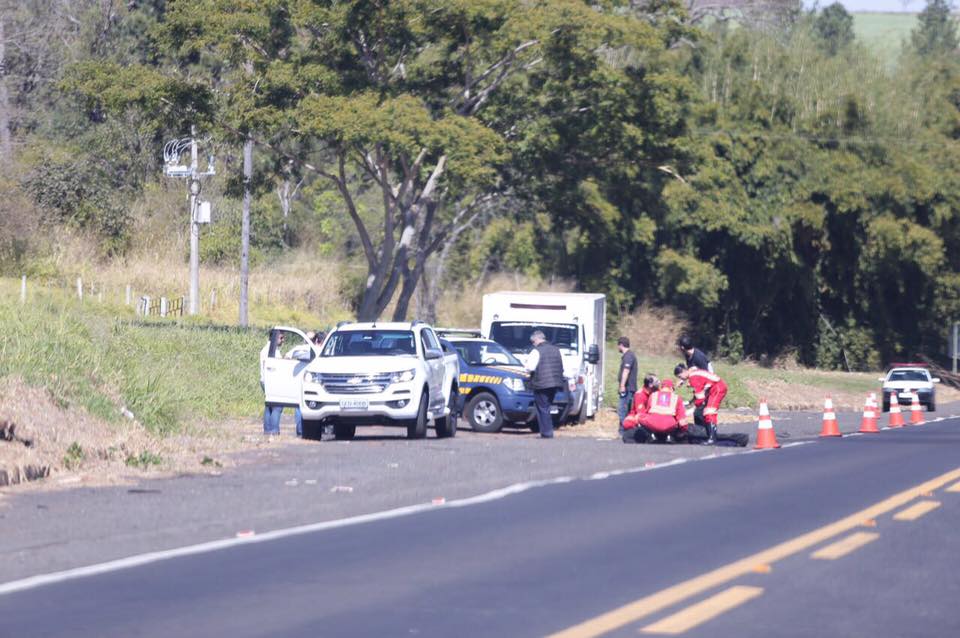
[879,365,940,412]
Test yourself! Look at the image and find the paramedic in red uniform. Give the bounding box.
[674,363,727,444]
[622,374,659,436]
[623,379,687,443]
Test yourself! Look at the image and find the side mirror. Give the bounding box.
[424,348,443,360]
[878,377,886,382]
[293,350,313,362]
[932,377,941,383]
[586,344,600,365]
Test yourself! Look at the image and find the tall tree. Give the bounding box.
[815,3,855,56]
[912,0,959,57]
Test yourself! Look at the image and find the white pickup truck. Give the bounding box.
[292,321,460,440]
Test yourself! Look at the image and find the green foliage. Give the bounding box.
[0,280,265,433]
[63,442,85,470]
[815,3,855,56]
[911,0,959,57]
[655,249,728,310]
[201,196,287,266]
[125,450,163,468]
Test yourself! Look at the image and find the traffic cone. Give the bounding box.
[888,392,905,428]
[859,394,880,434]
[909,392,925,426]
[820,395,841,437]
[754,399,781,449]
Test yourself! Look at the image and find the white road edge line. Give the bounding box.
[0,435,841,597]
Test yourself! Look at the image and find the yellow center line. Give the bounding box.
[548,467,960,638]
[810,531,879,560]
[947,481,960,493]
[640,586,764,635]
[893,500,941,521]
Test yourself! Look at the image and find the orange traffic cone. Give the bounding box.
[909,392,925,425]
[820,395,841,437]
[859,394,880,434]
[888,392,905,428]
[754,399,781,449]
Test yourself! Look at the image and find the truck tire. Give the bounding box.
[435,390,458,438]
[334,424,356,440]
[466,392,503,433]
[928,398,936,412]
[301,420,324,441]
[407,393,428,439]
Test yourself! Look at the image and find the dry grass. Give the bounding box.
[614,303,690,358]
[35,236,351,327]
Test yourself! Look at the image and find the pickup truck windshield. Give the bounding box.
[452,340,522,366]
[321,330,417,357]
[888,370,928,382]
[490,322,579,356]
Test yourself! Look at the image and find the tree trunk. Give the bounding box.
[239,137,253,327]
[0,18,12,164]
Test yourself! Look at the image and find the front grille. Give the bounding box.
[320,372,392,394]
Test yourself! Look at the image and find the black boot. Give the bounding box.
[705,424,717,445]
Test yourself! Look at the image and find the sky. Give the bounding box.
[803,1,928,11]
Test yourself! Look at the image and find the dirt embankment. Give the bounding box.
[0,378,282,493]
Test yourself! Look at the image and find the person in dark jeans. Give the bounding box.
[525,330,565,439]
[616,336,639,434]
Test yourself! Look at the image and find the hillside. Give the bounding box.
[854,12,918,61]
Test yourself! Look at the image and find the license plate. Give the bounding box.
[898,393,913,400]
[339,399,368,410]
[550,407,560,415]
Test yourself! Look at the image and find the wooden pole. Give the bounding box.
[125,284,132,306]
[76,277,83,302]
[20,275,25,304]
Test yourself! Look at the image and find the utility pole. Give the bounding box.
[163,127,215,315]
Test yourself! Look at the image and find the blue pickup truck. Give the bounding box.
[438,330,570,433]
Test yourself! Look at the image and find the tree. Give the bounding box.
[291,0,674,321]
[814,3,854,56]
[912,0,959,57]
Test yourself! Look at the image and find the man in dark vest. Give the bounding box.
[525,330,565,439]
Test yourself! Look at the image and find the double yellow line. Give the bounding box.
[550,467,960,638]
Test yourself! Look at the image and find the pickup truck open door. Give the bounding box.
[262,326,317,407]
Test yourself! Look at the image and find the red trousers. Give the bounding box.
[634,413,687,435]
[702,385,727,426]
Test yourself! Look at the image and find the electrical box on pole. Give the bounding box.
[163,127,215,315]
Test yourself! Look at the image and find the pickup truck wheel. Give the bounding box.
[302,420,324,441]
[928,398,936,412]
[407,394,428,439]
[334,424,356,440]
[466,392,503,433]
[435,391,458,438]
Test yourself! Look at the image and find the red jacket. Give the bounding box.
[622,387,654,429]
[639,387,687,433]
[686,369,726,407]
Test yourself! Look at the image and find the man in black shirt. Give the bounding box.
[678,335,712,373]
[617,336,639,434]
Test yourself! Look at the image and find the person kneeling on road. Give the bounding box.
[622,379,687,444]
[622,374,658,434]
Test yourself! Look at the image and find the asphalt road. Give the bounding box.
[1,414,958,637]
[4,402,948,584]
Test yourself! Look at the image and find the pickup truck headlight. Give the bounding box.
[503,377,526,392]
[308,372,324,383]
[390,369,416,383]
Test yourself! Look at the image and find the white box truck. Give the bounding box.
[481,292,605,421]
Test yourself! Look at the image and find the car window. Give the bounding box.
[423,329,441,351]
[888,370,929,382]
[321,330,416,356]
[268,329,309,359]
